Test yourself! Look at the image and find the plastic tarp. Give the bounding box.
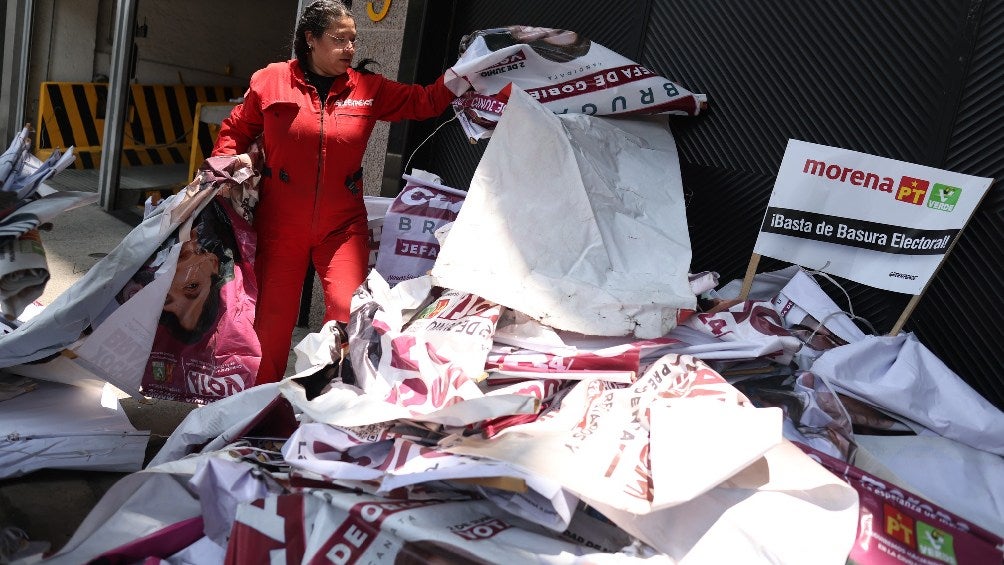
[810,332,1004,456]
[854,433,1004,537]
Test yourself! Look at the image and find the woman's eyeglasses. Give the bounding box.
[323,32,359,49]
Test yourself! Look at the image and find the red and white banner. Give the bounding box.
[444,26,706,139]
[375,172,464,286]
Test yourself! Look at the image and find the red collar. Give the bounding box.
[291,59,354,91]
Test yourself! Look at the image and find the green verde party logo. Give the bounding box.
[916,521,957,565]
[927,184,961,212]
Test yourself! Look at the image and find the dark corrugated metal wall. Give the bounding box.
[919,0,1004,411]
[396,0,1003,409]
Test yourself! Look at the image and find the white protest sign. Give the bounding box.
[753,139,993,294]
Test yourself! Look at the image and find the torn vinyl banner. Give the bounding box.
[431,86,695,338]
[444,26,707,140]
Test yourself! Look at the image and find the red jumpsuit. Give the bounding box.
[213,59,455,383]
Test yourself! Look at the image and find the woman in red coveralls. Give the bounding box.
[213,0,459,383]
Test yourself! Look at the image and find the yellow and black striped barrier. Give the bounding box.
[35,82,107,168]
[35,82,242,170]
[187,101,238,181]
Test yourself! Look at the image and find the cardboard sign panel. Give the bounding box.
[753,140,993,294]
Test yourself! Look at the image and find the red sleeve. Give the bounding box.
[372,74,456,123]
[211,85,264,157]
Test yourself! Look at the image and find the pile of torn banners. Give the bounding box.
[0,125,137,481]
[1,144,266,485]
[6,28,1004,564]
[0,124,90,320]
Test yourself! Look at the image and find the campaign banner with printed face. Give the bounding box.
[753,140,993,294]
[139,196,261,404]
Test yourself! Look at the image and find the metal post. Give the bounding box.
[97,0,137,210]
[0,0,34,143]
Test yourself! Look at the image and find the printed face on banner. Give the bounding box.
[753,139,993,294]
[162,239,220,332]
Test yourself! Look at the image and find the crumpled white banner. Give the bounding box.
[432,86,695,339]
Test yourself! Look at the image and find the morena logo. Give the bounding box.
[801,158,960,211]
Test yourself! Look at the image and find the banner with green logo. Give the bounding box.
[753,139,993,294]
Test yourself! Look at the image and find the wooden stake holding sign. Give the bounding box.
[737,252,922,336]
[740,140,993,337]
[886,200,989,335]
[888,294,923,336]
[736,253,761,304]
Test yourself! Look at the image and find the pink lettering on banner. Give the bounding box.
[403,367,463,409]
[438,294,495,321]
[777,299,794,317]
[513,379,562,401]
[391,186,464,219]
[452,93,507,114]
[310,440,340,455]
[374,440,408,473]
[487,348,641,373]
[388,335,419,371]
[482,50,527,72]
[634,94,700,115]
[624,443,652,501]
[695,313,731,337]
[309,499,443,565]
[730,302,790,337]
[397,376,444,407]
[693,366,725,387]
[525,64,655,103]
[225,494,306,563]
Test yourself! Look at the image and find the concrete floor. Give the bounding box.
[0,169,324,555]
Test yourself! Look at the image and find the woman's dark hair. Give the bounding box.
[193,199,240,279]
[353,58,378,74]
[292,0,353,63]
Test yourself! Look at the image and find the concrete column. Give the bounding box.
[0,0,34,143]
